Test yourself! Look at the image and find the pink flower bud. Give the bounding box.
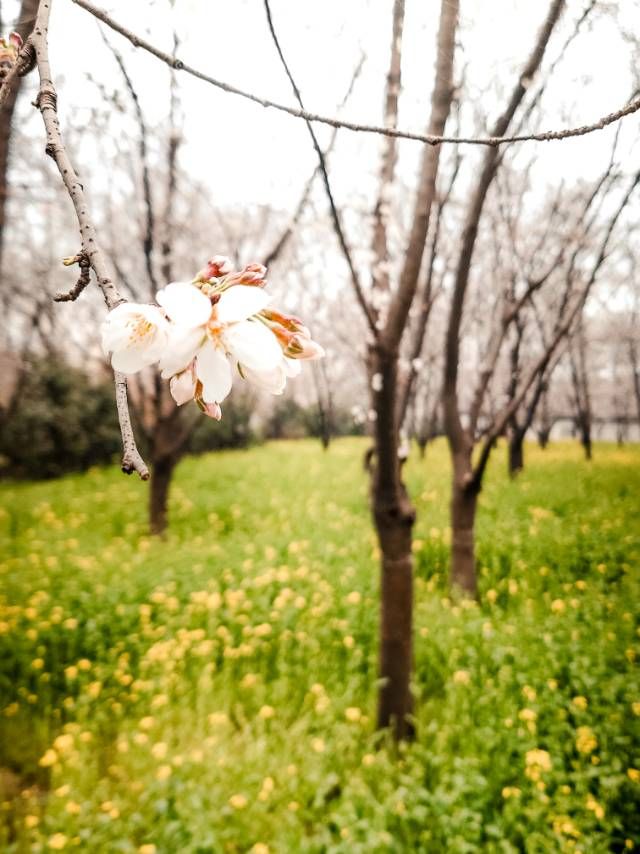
[196,255,233,282]
[285,336,325,361]
[225,263,267,288]
[203,401,222,420]
[261,308,309,337]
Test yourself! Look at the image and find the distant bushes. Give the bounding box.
[0,355,121,479]
[0,356,363,479]
[186,396,254,454]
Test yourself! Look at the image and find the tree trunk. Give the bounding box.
[369,346,415,739]
[418,437,428,459]
[0,0,40,270]
[450,480,478,596]
[374,489,415,739]
[580,418,592,461]
[537,428,550,449]
[149,455,177,536]
[508,431,524,477]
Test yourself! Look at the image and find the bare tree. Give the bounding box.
[0,0,39,269]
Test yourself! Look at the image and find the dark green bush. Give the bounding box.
[0,355,121,479]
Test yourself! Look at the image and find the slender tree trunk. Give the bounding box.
[450,475,479,596]
[370,346,415,739]
[537,428,550,449]
[418,436,428,459]
[0,0,39,270]
[149,454,177,535]
[579,415,592,461]
[508,430,524,477]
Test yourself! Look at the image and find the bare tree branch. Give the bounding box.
[261,54,365,269]
[262,0,377,335]
[71,0,640,148]
[30,0,149,480]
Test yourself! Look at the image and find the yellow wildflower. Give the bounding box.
[229,793,247,810]
[576,726,597,755]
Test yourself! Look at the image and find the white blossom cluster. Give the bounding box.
[101,256,324,420]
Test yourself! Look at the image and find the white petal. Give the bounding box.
[101,303,165,355]
[240,363,286,394]
[156,282,212,328]
[195,342,232,403]
[170,369,197,405]
[216,286,270,324]
[283,357,301,378]
[159,326,204,378]
[111,348,148,374]
[223,320,282,371]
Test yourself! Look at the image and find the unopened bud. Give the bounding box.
[225,263,267,288]
[194,255,233,283]
[284,335,325,361]
[0,33,22,80]
[261,308,309,337]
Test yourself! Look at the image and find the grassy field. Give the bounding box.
[0,438,639,853]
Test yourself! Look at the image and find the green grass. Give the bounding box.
[0,438,639,853]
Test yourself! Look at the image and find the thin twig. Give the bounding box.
[54,251,91,301]
[30,0,149,480]
[263,0,377,336]
[72,0,640,148]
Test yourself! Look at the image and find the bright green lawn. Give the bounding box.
[0,438,639,853]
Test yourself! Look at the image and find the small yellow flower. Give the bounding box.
[258,705,275,720]
[48,834,68,850]
[525,749,552,781]
[311,737,325,753]
[518,708,537,722]
[575,726,597,755]
[39,748,58,768]
[552,816,580,838]
[551,599,566,614]
[453,670,470,686]
[586,794,605,820]
[138,846,157,854]
[627,768,640,782]
[345,591,361,605]
[521,685,536,702]
[345,707,362,722]
[65,801,81,815]
[155,764,172,781]
[632,702,640,716]
[229,793,247,810]
[24,814,39,828]
[151,742,168,759]
[362,753,376,767]
[53,734,74,753]
[486,589,497,604]
[501,786,521,799]
[250,845,270,854]
[572,696,588,711]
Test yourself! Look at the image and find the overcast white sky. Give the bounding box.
[5,0,633,213]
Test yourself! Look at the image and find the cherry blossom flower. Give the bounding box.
[101,303,169,373]
[100,255,324,420]
[157,281,283,411]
